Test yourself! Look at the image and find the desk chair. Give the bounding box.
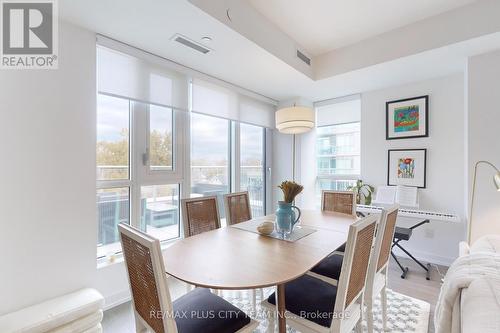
[391,219,431,280]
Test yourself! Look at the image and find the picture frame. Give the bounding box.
[387,149,427,188]
[386,95,428,140]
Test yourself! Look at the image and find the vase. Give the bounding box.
[275,201,301,237]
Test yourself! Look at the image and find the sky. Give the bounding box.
[97,94,264,163]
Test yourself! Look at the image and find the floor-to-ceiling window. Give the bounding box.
[96,42,274,261]
[96,45,185,260]
[315,97,361,198]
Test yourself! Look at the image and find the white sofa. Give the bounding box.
[457,235,500,333]
[0,288,104,333]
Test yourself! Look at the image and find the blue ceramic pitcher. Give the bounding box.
[275,201,301,236]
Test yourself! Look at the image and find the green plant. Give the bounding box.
[348,180,375,205]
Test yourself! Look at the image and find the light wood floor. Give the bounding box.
[102,256,446,333]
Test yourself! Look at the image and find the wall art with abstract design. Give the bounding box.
[388,149,427,188]
[386,95,428,140]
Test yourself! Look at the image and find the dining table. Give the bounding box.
[163,209,357,333]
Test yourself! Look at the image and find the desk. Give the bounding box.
[163,210,356,333]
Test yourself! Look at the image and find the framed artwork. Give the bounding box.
[386,95,428,140]
[387,149,427,188]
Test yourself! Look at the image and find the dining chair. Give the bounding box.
[262,214,378,333]
[224,191,252,226]
[321,190,357,254]
[223,191,263,311]
[307,206,399,333]
[181,196,221,238]
[321,190,357,216]
[118,223,258,333]
[181,196,221,293]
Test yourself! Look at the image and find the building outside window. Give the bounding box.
[315,97,361,195]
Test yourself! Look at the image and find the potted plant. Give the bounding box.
[348,180,375,205]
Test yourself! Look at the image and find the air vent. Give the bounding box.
[296,50,311,66]
[172,34,211,54]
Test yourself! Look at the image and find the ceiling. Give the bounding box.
[248,0,477,56]
[59,0,499,102]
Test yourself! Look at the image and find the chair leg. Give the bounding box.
[354,317,363,333]
[381,286,388,332]
[366,299,374,333]
[134,315,147,333]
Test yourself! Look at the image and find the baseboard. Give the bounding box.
[392,247,456,267]
[103,289,130,311]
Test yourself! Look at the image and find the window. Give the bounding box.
[96,43,273,261]
[190,113,230,216]
[96,95,181,259]
[315,97,361,192]
[96,95,131,258]
[97,187,130,258]
[149,105,173,171]
[96,94,130,180]
[240,123,265,217]
[141,184,180,241]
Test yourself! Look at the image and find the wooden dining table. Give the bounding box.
[163,209,357,333]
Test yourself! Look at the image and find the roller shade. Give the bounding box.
[192,78,275,128]
[97,45,188,111]
[316,95,361,127]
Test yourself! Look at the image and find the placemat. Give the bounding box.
[231,219,316,242]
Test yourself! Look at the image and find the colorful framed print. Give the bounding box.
[386,95,428,140]
[387,149,427,188]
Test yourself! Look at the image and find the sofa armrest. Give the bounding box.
[459,241,470,257]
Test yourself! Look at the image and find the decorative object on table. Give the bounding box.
[386,95,428,140]
[348,180,375,205]
[275,99,315,180]
[257,221,275,235]
[387,149,427,188]
[276,180,303,236]
[468,160,500,243]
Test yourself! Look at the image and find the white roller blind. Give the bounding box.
[192,78,275,128]
[97,46,188,111]
[316,96,361,127]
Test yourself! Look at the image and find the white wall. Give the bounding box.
[361,74,466,265]
[467,50,500,242]
[0,22,97,314]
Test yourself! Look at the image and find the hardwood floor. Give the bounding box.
[102,256,447,333]
[387,257,447,333]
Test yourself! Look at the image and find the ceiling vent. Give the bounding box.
[172,34,211,54]
[296,50,311,66]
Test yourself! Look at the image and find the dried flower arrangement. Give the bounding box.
[278,180,304,203]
